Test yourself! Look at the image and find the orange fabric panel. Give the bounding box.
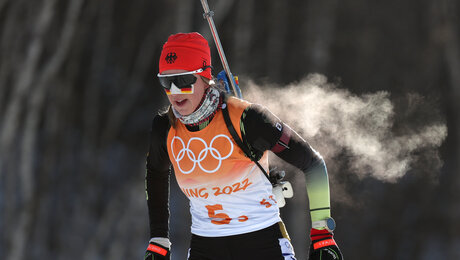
[167,97,259,188]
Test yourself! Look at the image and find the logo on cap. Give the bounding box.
[165,52,177,64]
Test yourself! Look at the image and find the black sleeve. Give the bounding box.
[241,104,321,171]
[145,113,171,238]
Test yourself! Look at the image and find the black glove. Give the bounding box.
[309,229,343,260]
[144,239,170,260]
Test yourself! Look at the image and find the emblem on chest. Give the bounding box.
[170,134,234,174]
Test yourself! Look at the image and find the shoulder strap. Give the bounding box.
[221,96,269,179]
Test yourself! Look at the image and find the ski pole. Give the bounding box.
[200,0,243,99]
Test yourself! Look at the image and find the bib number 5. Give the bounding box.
[205,204,248,225]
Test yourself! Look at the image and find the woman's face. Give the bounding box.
[162,69,208,116]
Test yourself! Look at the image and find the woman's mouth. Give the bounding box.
[174,99,188,107]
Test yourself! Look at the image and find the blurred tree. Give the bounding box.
[0,0,168,259]
[0,0,458,259]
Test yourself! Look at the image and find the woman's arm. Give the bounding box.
[240,104,331,222]
[146,113,172,238]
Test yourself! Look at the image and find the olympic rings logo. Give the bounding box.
[171,134,234,174]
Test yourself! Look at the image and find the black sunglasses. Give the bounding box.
[157,66,212,90]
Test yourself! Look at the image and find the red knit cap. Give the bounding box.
[159,32,212,79]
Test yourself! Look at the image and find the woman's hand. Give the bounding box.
[144,238,171,260]
[308,228,343,260]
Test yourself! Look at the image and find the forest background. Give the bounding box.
[1,0,459,259]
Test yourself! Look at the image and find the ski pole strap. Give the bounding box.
[221,98,269,179]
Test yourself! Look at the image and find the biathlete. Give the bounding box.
[144,32,343,260]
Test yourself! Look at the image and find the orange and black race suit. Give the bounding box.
[146,96,327,239]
